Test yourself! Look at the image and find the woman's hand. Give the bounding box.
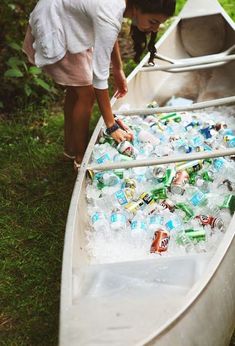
[111,128,133,143]
[113,69,128,99]
[115,118,134,141]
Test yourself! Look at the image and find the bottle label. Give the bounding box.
[91,212,100,224]
[96,153,110,164]
[115,190,128,205]
[111,213,126,224]
[131,221,147,231]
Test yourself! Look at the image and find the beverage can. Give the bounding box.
[151,165,166,181]
[176,202,194,221]
[159,112,181,123]
[171,170,189,195]
[163,168,176,187]
[150,229,170,253]
[117,141,135,157]
[151,187,168,200]
[177,160,203,174]
[139,192,154,206]
[125,199,144,215]
[201,171,214,182]
[122,178,137,189]
[159,199,175,212]
[220,194,235,213]
[195,215,224,231]
[99,133,116,147]
[184,228,206,242]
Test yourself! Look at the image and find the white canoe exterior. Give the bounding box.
[60,0,235,345]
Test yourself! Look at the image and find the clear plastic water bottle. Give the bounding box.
[110,210,127,231]
[91,211,109,233]
[186,187,207,207]
[131,212,147,233]
[164,213,183,234]
[148,214,164,233]
[137,129,161,145]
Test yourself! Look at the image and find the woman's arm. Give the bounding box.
[94,88,132,143]
[111,40,128,99]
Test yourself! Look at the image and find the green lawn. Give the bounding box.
[1,1,235,345]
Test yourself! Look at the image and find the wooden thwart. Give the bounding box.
[87,148,235,172]
[141,54,235,73]
[114,96,235,116]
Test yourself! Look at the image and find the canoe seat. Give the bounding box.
[72,253,212,300]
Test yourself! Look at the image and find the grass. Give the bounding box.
[0,109,76,345]
[1,0,235,345]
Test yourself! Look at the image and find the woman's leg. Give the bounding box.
[64,85,95,163]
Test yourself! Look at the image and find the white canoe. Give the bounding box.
[60,0,235,345]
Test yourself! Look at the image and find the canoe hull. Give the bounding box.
[59,0,235,344]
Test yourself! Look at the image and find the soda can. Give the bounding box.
[151,187,168,200]
[139,192,154,206]
[214,122,227,131]
[151,165,166,181]
[125,199,144,215]
[171,170,189,195]
[113,169,124,179]
[189,172,197,185]
[195,215,224,231]
[200,126,212,139]
[117,141,135,157]
[176,160,203,174]
[185,120,200,131]
[150,229,170,253]
[220,194,235,214]
[99,133,116,147]
[176,202,194,221]
[124,187,135,200]
[159,112,181,123]
[201,171,214,182]
[159,199,175,212]
[184,229,206,242]
[122,178,137,190]
[163,168,176,187]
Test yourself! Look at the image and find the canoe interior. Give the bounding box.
[114,13,235,109]
[73,12,235,268]
[60,8,235,346]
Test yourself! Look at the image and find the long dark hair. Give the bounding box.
[129,0,176,64]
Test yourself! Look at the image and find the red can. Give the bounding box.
[150,229,170,253]
[196,215,224,231]
[171,170,189,195]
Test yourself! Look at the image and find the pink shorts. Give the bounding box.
[23,26,93,86]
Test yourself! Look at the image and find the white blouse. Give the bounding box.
[29,0,126,89]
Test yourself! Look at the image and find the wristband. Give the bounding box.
[105,122,120,135]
